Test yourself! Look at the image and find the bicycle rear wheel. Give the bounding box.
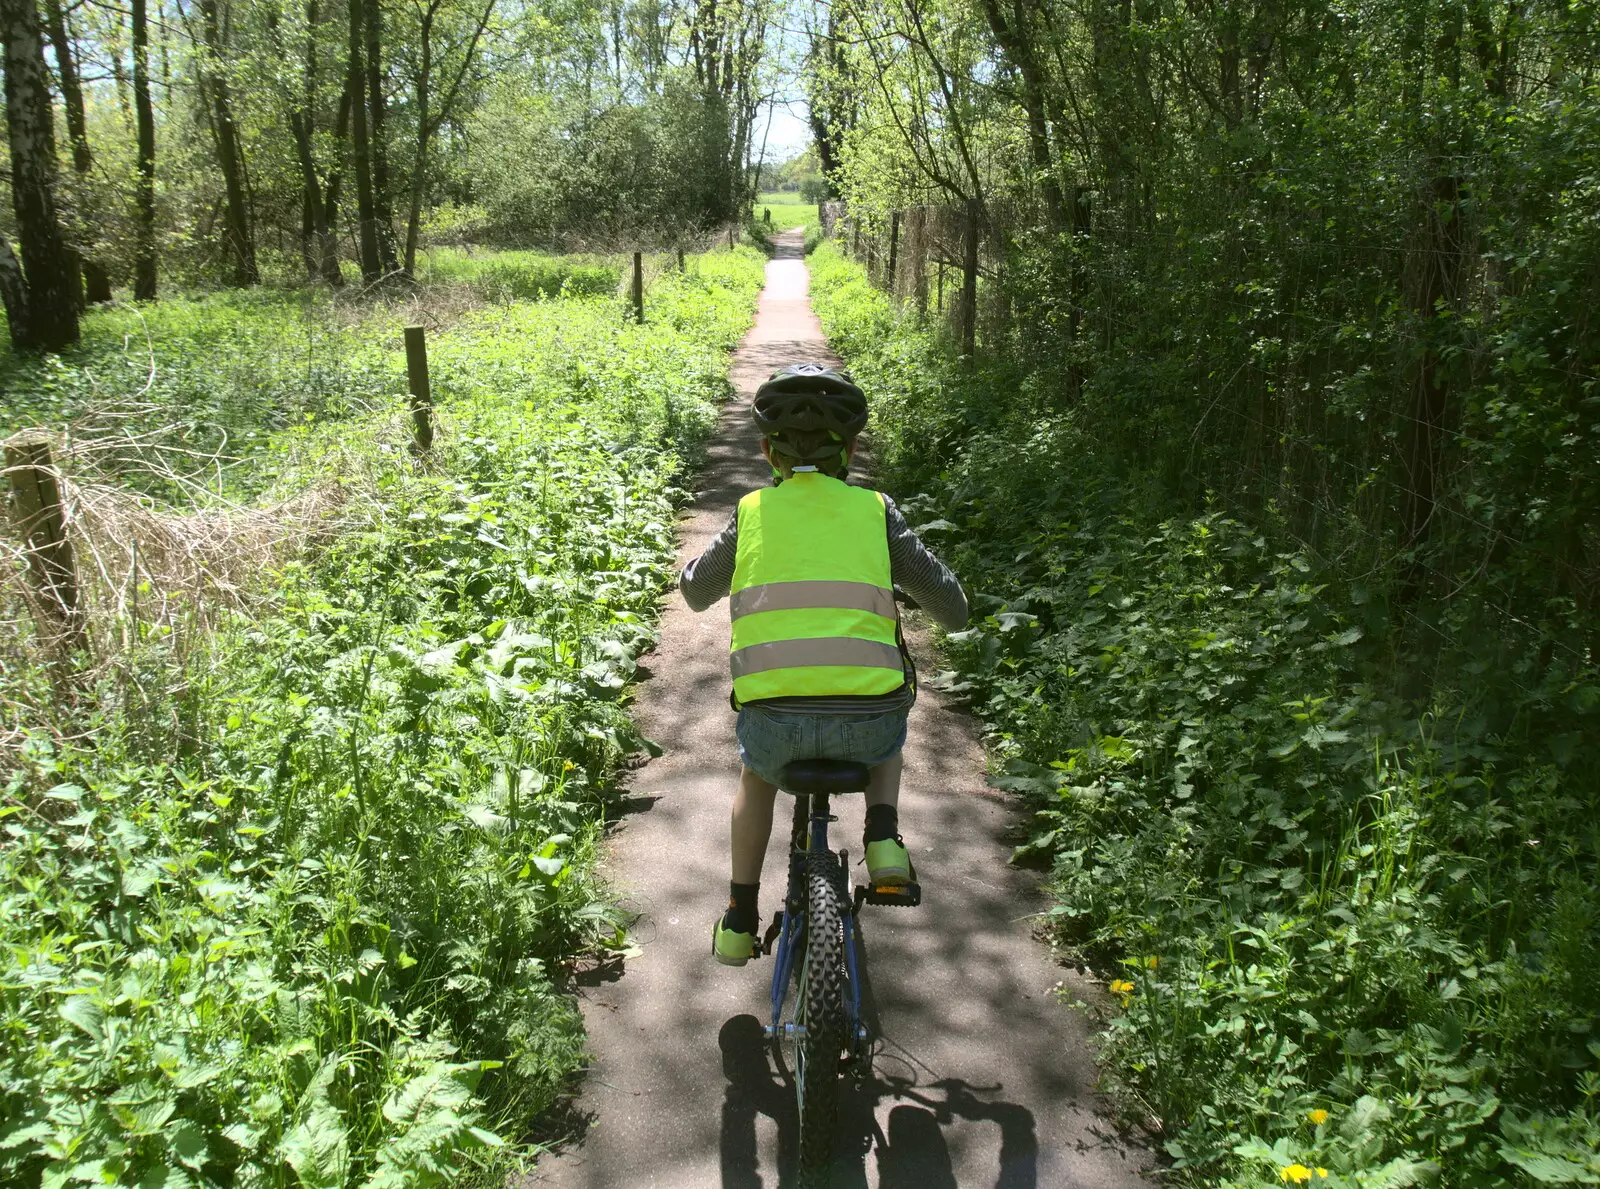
[795,857,846,1185]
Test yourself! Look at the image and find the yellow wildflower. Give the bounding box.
[1316,1170,1330,1179]
[1280,1165,1313,1184]
[1108,979,1136,995]
[1307,1109,1330,1125]
[1145,956,1161,969]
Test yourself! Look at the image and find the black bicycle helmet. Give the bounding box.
[751,364,868,462]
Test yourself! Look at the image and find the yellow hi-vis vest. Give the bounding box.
[729,471,906,704]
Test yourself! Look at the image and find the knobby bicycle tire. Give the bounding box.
[795,859,846,1185]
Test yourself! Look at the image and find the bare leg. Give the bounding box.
[865,751,903,808]
[731,766,779,885]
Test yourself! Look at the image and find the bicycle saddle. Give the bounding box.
[780,759,871,795]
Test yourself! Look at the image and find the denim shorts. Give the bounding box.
[736,705,910,788]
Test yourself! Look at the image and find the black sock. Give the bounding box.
[864,805,899,844]
[723,881,760,934]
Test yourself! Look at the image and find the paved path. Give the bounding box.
[529,230,1151,1188]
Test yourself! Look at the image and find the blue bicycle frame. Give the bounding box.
[765,792,865,1050]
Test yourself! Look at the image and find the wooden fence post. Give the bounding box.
[5,437,85,650]
[729,226,736,249]
[911,210,929,313]
[632,251,644,323]
[677,246,686,272]
[852,219,861,258]
[887,210,901,297]
[404,325,434,453]
[961,198,980,360]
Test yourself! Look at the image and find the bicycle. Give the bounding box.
[754,757,921,1184]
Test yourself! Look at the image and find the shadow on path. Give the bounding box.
[526,227,1151,1189]
[719,1010,1038,1189]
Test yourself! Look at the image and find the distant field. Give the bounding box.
[755,191,820,233]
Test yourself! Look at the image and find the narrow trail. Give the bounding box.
[530,230,1151,1188]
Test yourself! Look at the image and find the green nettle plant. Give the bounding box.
[810,245,1600,1189]
[0,249,767,1186]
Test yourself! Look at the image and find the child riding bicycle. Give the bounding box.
[679,364,969,965]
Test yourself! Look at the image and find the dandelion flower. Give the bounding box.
[1280,1165,1313,1184]
[1307,1109,1329,1125]
[1109,979,1135,995]
[1316,1170,1330,1179]
[1145,956,1161,969]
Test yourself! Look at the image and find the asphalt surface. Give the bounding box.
[526,231,1152,1188]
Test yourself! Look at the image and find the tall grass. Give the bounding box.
[413,248,620,301]
[754,192,820,234]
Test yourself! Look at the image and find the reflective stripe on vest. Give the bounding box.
[729,472,904,702]
[729,638,904,679]
[730,579,898,621]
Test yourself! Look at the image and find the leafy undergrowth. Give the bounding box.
[809,243,1600,1189]
[0,247,767,1185]
[414,248,620,303]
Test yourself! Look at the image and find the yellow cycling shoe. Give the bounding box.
[865,837,913,887]
[712,916,757,966]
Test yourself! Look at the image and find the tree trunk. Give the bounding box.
[1401,174,1468,563]
[0,0,80,349]
[1068,184,1091,398]
[402,0,493,276]
[42,0,111,304]
[320,82,352,286]
[349,0,381,281]
[297,159,318,280]
[961,197,979,359]
[402,5,433,277]
[131,0,157,300]
[979,0,1064,229]
[290,108,342,285]
[1218,5,1241,128]
[364,0,398,274]
[0,234,30,336]
[804,10,854,199]
[198,0,258,286]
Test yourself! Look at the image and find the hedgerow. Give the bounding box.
[0,247,766,1185]
[810,243,1600,1189]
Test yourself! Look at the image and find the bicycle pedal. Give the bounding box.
[860,881,921,907]
[758,911,784,956]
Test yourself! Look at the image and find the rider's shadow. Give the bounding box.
[719,1014,798,1189]
[718,926,1038,1187]
[844,923,1038,1186]
[872,1105,957,1188]
[721,1012,945,1189]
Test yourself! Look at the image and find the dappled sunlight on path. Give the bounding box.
[526,228,1152,1188]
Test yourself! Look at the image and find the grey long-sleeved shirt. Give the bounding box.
[680,489,969,713]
